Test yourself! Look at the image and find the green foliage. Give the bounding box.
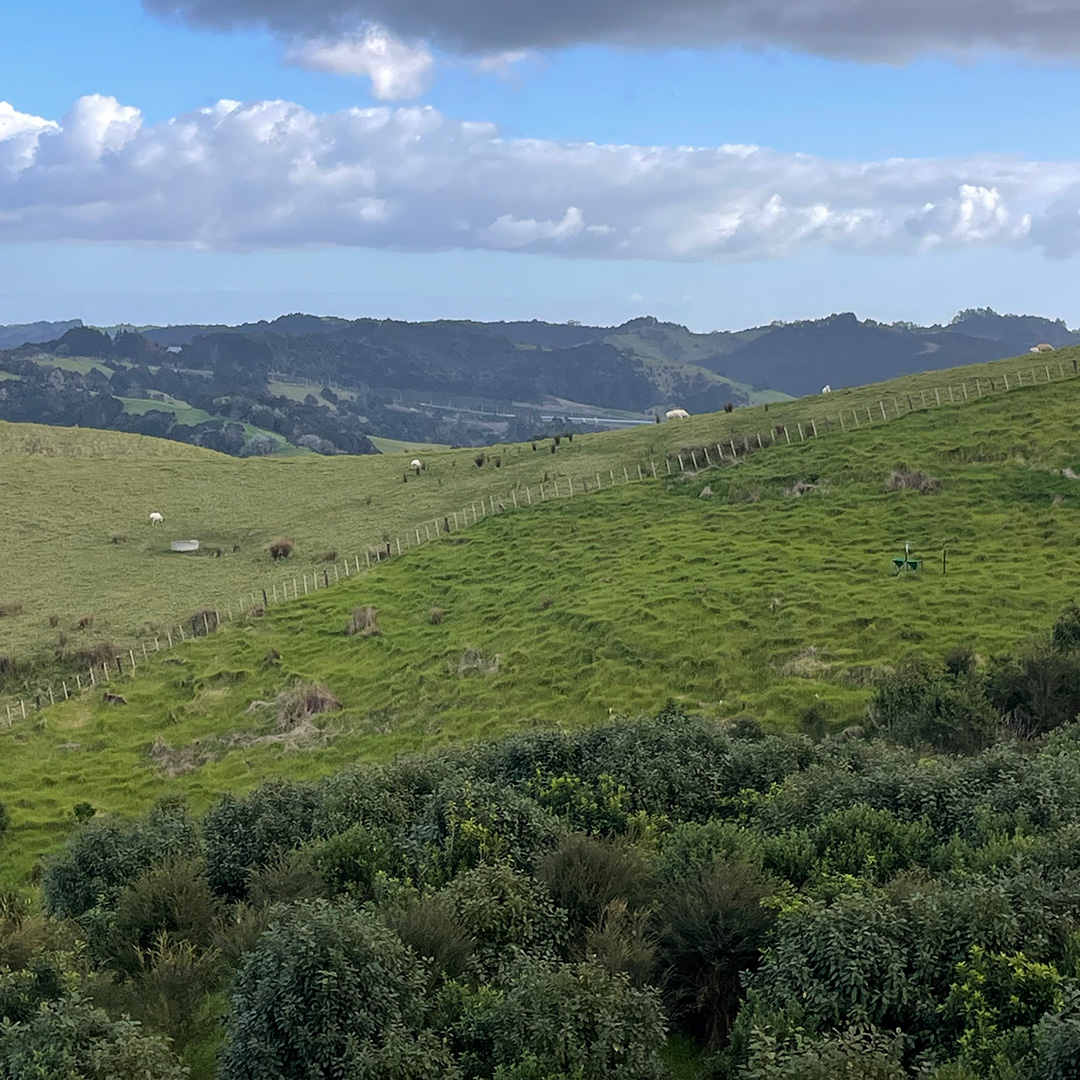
[0,991,188,1080]
[536,834,652,936]
[454,960,667,1080]
[219,899,433,1080]
[870,660,998,753]
[380,889,475,988]
[1052,604,1080,653]
[443,864,569,976]
[0,801,9,845]
[659,858,778,1048]
[408,776,562,884]
[741,1024,908,1080]
[203,780,321,899]
[102,858,222,976]
[42,797,200,918]
[986,639,1080,737]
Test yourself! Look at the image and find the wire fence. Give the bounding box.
[3,354,1079,726]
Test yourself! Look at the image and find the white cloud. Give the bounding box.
[286,26,434,100]
[2,94,1079,260]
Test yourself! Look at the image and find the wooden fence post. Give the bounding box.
[637,464,644,480]
[797,423,804,441]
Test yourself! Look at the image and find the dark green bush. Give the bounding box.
[987,639,1080,737]
[220,900,437,1080]
[870,660,997,753]
[659,857,778,1047]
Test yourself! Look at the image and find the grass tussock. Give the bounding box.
[886,466,941,494]
[274,683,342,729]
[457,647,500,677]
[429,607,445,625]
[188,608,220,638]
[0,602,24,618]
[346,606,381,637]
[74,642,118,668]
[267,537,294,561]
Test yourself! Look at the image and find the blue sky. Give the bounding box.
[3,0,1080,329]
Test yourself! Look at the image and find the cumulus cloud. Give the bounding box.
[144,0,1080,61]
[2,94,1080,260]
[286,26,434,100]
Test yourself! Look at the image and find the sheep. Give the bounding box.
[1035,343,1055,353]
[149,512,163,525]
[410,457,422,476]
[821,384,832,394]
[665,408,690,420]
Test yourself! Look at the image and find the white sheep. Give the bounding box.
[149,512,163,525]
[821,384,832,394]
[410,458,423,475]
[665,408,690,420]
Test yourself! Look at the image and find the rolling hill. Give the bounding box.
[2,346,1078,883]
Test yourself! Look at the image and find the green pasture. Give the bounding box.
[1,366,1078,881]
[1,347,1077,676]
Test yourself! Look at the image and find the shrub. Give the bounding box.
[381,890,475,986]
[536,835,652,936]
[659,857,778,1047]
[870,660,997,753]
[74,641,119,668]
[266,537,293,561]
[741,1024,907,1080]
[457,960,667,1080]
[103,858,223,975]
[581,900,657,986]
[317,549,338,562]
[430,607,445,625]
[42,798,201,918]
[444,864,569,974]
[0,602,23,618]
[0,992,188,1080]
[203,780,322,899]
[219,900,435,1080]
[76,613,94,630]
[346,605,381,637]
[1052,603,1080,653]
[986,641,1080,737]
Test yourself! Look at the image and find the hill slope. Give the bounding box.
[2,355,1078,880]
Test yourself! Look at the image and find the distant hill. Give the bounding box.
[138,307,1080,398]
[0,319,84,349]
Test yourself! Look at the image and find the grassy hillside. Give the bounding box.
[1,348,1076,676]
[2,357,1078,882]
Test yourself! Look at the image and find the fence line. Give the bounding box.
[4,356,1079,725]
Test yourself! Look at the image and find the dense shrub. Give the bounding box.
[219,900,442,1080]
[43,798,200,919]
[986,639,1080,736]
[203,780,322,899]
[870,660,998,753]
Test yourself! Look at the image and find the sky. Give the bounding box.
[3,0,1080,330]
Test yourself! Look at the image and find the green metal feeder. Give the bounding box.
[892,542,922,574]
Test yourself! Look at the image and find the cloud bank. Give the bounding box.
[145,0,1080,60]
[2,94,1079,260]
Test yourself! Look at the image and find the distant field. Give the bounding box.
[368,435,452,454]
[1,346,1077,678]
[1,360,1079,880]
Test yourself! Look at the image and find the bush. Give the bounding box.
[430,607,445,625]
[742,1024,907,1080]
[266,537,293,561]
[219,900,433,1080]
[536,835,652,936]
[203,780,322,899]
[870,660,997,753]
[187,606,219,637]
[381,890,475,987]
[659,857,778,1047]
[457,960,667,1080]
[43,798,200,919]
[346,605,381,637]
[987,639,1080,737]
[0,991,188,1080]
[1052,603,1080,652]
[443,864,569,974]
[104,857,222,975]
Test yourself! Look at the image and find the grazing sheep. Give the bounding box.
[410,458,422,470]
[665,408,690,420]
[149,512,163,525]
[1035,343,1055,353]
[821,384,832,394]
